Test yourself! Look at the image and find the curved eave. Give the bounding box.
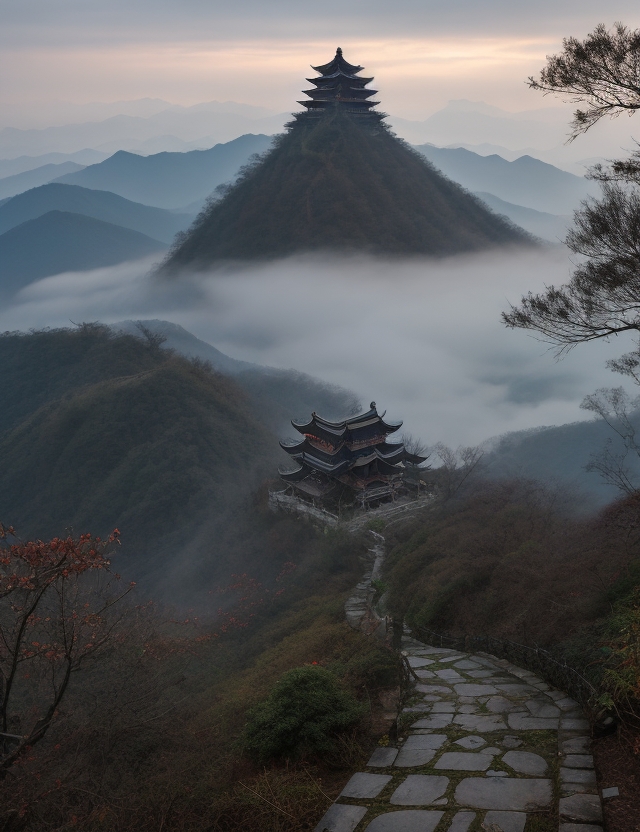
[280,438,306,455]
[312,58,363,74]
[306,72,374,84]
[279,465,308,482]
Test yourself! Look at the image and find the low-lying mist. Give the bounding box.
[0,247,628,447]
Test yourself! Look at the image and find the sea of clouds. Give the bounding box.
[0,246,631,447]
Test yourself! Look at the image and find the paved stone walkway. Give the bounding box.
[315,636,603,832]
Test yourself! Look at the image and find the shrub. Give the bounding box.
[242,666,365,762]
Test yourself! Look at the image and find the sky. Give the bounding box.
[2,1,640,119]
[0,249,630,448]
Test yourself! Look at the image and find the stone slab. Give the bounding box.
[502,750,548,775]
[340,773,392,799]
[434,751,494,771]
[414,671,436,680]
[525,700,561,718]
[486,696,520,713]
[562,737,590,754]
[408,657,435,668]
[454,714,507,732]
[454,683,498,696]
[455,735,486,749]
[483,811,526,832]
[564,754,594,768]
[447,811,476,831]
[364,810,444,832]
[455,777,552,810]
[507,713,559,730]
[367,747,399,767]
[486,770,508,777]
[404,734,447,750]
[390,775,449,806]
[560,767,597,784]
[501,736,523,749]
[454,660,481,669]
[314,803,368,832]
[394,748,437,767]
[430,702,456,712]
[467,670,496,678]
[457,704,478,714]
[559,794,603,823]
[561,718,590,730]
[494,684,538,696]
[410,715,453,730]
[602,786,619,799]
[436,669,464,680]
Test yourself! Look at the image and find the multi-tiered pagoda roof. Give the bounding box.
[298,47,381,117]
[279,403,427,507]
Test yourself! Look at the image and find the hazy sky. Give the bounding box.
[2,1,640,119]
[0,248,630,448]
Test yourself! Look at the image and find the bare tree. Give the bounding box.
[528,23,640,140]
[0,526,134,776]
[432,443,484,499]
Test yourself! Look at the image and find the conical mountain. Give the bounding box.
[161,50,532,271]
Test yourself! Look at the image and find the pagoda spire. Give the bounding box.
[298,47,381,117]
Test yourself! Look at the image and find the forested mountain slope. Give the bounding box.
[0,326,358,599]
[161,109,533,269]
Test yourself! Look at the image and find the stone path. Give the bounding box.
[315,635,603,832]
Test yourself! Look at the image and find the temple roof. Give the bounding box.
[312,47,363,75]
[300,48,379,115]
[291,403,402,439]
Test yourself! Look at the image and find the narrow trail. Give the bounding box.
[316,533,604,832]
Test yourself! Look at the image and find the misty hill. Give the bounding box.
[0,106,287,157]
[0,211,166,295]
[473,192,570,242]
[0,326,278,592]
[0,161,85,201]
[163,109,532,267]
[0,184,193,244]
[0,324,358,594]
[483,416,640,510]
[110,319,360,436]
[415,144,595,214]
[0,150,108,180]
[56,133,274,209]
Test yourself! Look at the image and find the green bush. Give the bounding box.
[242,666,365,762]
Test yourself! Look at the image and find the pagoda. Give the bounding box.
[298,47,381,118]
[279,403,427,509]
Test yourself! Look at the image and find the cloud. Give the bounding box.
[3,2,639,117]
[0,247,631,448]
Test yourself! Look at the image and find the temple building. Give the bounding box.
[279,403,427,509]
[298,47,382,118]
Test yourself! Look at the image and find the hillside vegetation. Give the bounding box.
[0,325,360,600]
[0,513,399,832]
[162,109,533,269]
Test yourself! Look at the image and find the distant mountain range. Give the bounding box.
[0,211,166,295]
[0,150,108,179]
[0,103,289,157]
[472,192,570,243]
[0,161,85,201]
[415,145,597,215]
[56,134,274,210]
[0,183,193,243]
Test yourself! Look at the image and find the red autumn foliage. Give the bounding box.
[0,524,133,775]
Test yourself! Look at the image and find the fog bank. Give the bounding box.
[0,247,629,447]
